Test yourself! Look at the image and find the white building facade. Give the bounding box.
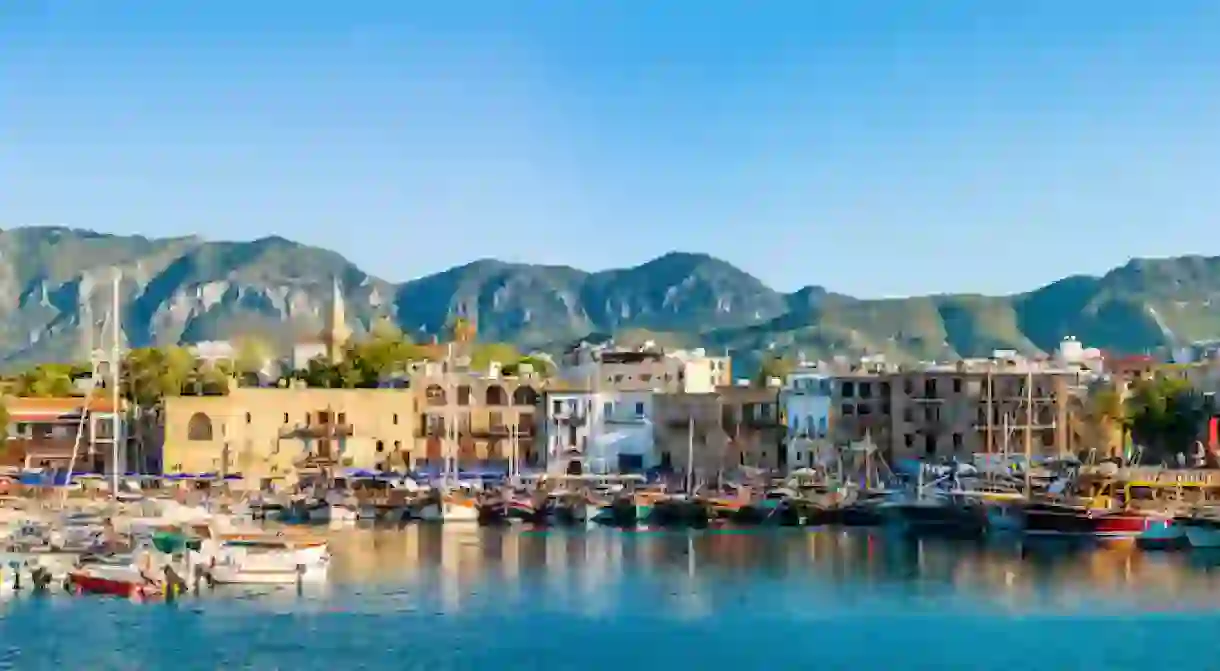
[542,389,657,475]
[782,369,834,471]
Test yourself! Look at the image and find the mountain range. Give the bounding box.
[0,226,1214,374]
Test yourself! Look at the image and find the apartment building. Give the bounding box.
[561,341,731,393]
[163,387,417,489]
[652,385,784,476]
[782,367,834,470]
[1,395,127,472]
[833,354,1080,462]
[541,387,655,475]
[413,372,542,473]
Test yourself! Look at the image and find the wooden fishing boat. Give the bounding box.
[67,564,164,600]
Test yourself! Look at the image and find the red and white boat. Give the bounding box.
[1022,501,1167,540]
[67,564,164,600]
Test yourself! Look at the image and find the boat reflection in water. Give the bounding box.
[310,526,1220,617]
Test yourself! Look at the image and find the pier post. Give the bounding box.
[296,564,305,595]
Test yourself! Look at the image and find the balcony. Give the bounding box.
[554,412,587,426]
[469,424,512,438]
[279,422,354,440]
[605,414,647,425]
[744,415,781,429]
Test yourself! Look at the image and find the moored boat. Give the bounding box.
[67,564,166,600]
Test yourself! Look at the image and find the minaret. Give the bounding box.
[323,276,351,361]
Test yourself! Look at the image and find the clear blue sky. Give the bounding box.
[4,1,1220,297]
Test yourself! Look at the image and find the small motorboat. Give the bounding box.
[67,564,166,600]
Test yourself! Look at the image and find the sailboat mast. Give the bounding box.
[686,415,695,493]
[985,365,993,485]
[1024,368,1033,499]
[110,269,122,497]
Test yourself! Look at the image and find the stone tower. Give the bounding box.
[322,276,351,361]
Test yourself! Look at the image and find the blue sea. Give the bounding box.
[5,526,1220,670]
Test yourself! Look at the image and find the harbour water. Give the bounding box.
[6,526,1220,670]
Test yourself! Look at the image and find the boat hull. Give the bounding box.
[880,502,987,538]
[1023,504,1158,539]
[419,501,480,523]
[68,570,162,600]
[1181,517,1220,548]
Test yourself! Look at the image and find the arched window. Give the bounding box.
[187,412,214,441]
[512,386,538,406]
[485,385,507,406]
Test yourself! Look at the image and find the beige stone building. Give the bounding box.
[412,373,544,470]
[833,357,1082,462]
[652,385,784,475]
[163,387,417,488]
[562,343,732,393]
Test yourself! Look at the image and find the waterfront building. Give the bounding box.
[163,386,416,488]
[541,387,655,475]
[781,367,834,470]
[412,370,542,474]
[560,340,731,393]
[832,352,1084,462]
[0,395,127,473]
[652,384,783,477]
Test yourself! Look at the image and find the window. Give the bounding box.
[796,452,803,463]
[393,413,399,425]
[859,382,872,399]
[857,404,871,415]
[282,413,289,424]
[394,440,401,450]
[841,403,854,416]
[376,441,385,453]
[818,417,828,436]
[952,433,963,449]
[952,378,963,394]
[640,373,652,382]
[604,402,613,417]
[904,433,914,448]
[903,379,913,394]
[903,408,914,423]
[841,381,855,398]
[245,412,252,424]
[634,402,645,416]
[880,381,891,396]
[924,379,937,397]
[187,413,213,441]
[881,402,891,415]
[553,400,563,414]
[924,434,936,457]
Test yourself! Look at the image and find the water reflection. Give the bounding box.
[321,526,1220,617]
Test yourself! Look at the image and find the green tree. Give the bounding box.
[502,354,554,377]
[232,335,273,377]
[1125,376,1206,465]
[0,397,9,458]
[753,355,793,387]
[12,364,77,397]
[469,343,521,373]
[123,346,197,406]
[1080,384,1127,458]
